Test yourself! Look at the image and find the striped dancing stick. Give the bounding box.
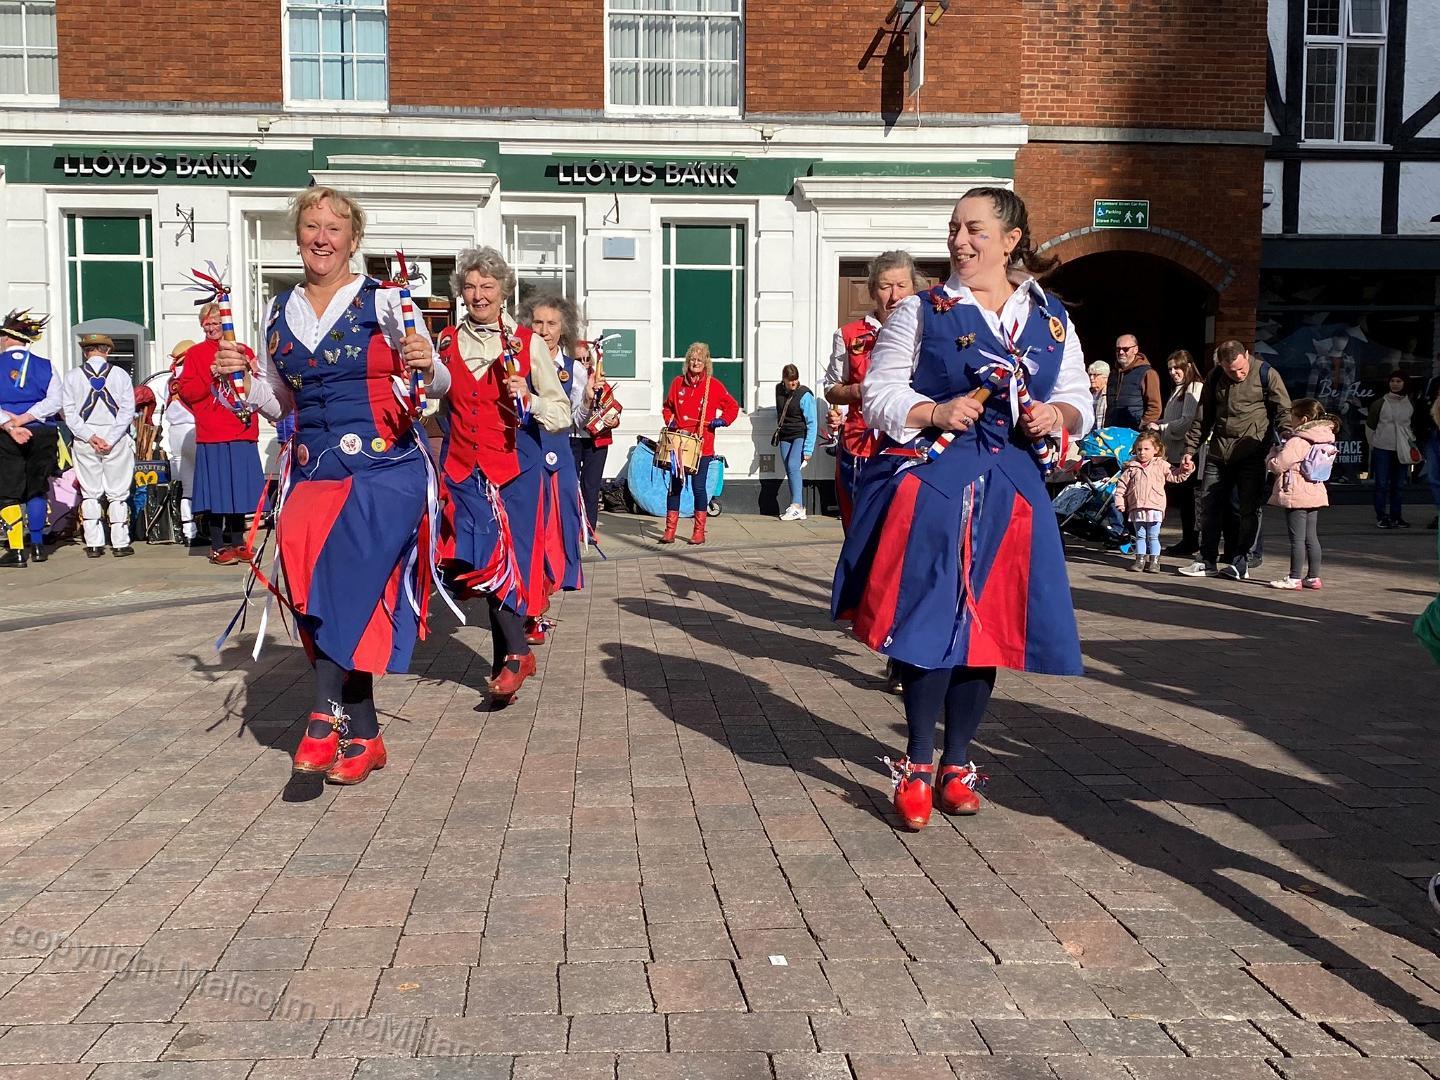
[976,349,1057,472]
[184,262,252,422]
[389,251,424,418]
[498,321,530,425]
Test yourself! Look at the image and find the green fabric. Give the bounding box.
[1417,532,1440,665]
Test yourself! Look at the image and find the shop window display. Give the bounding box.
[1257,269,1437,477]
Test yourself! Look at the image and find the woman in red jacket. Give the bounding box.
[178,302,264,564]
[660,341,739,545]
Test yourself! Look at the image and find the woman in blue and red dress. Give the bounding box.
[179,301,264,564]
[659,342,739,546]
[433,248,571,703]
[214,186,446,786]
[519,292,585,645]
[832,187,1093,830]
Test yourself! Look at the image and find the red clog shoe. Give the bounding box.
[293,710,342,773]
[525,617,551,646]
[887,756,934,830]
[490,653,534,703]
[937,762,989,816]
[326,736,386,785]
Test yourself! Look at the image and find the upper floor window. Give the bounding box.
[1303,0,1384,143]
[0,0,57,100]
[286,0,388,108]
[608,0,742,115]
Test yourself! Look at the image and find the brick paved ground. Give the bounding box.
[2,505,1439,1080]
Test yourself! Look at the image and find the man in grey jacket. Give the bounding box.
[1177,340,1292,580]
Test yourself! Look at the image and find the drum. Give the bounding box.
[655,429,702,474]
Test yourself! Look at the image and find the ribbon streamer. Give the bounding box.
[380,251,426,419]
[184,261,254,425]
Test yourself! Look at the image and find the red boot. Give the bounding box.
[888,756,934,830]
[525,617,548,646]
[293,710,342,773]
[326,736,387,785]
[658,511,679,544]
[937,762,988,816]
[689,511,708,546]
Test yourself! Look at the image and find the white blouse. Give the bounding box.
[862,274,1092,444]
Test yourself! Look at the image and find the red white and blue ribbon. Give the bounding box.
[498,322,529,425]
[380,251,425,419]
[976,342,1058,473]
[183,261,253,425]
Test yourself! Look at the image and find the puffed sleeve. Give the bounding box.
[1044,323,1094,436]
[859,294,927,443]
[245,299,295,423]
[526,332,572,434]
[823,329,848,392]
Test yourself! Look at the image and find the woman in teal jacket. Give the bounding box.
[775,362,817,521]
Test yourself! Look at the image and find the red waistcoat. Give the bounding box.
[437,324,533,487]
[838,317,880,458]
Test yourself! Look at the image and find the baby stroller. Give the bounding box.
[623,436,727,517]
[1052,427,1137,546]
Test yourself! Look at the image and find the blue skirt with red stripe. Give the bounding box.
[832,432,1083,675]
[443,465,546,617]
[277,444,428,676]
[540,444,584,595]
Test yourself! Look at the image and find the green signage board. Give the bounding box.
[1093,199,1150,229]
[598,328,637,379]
[0,145,315,188]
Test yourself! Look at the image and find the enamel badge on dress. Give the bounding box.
[339,433,362,455]
[295,444,310,466]
[545,451,558,466]
[558,370,570,382]
[1048,316,1065,342]
[268,332,280,357]
[370,437,387,452]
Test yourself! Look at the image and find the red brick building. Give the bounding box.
[6,0,1267,499]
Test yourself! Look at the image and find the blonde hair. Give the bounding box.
[684,342,713,378]
[288,186,366,246]
[197,302,221,322]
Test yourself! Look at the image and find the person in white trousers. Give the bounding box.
[143,338,198,543]
[61,333,136,558]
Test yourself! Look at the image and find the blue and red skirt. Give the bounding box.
[441,464,546,617]
[276,444,428,675]
[540,440,584,596]
[832,432,1083,675]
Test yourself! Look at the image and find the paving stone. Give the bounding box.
[1066,1018,1184,1056]
[910,962,1021,1018]
[668,1012,816,1052]
[466,963,559,1015]
[996,965,1110,1019]
[371,966,467,1018]
[647,961,745,1012]
[949,1056,1058,1080]
[420,1015,569,1054]
[848,1054,959,1080]
[91,1064,255,1080]
[1162,1019,1277,1057]
[1248,965,1395,1023]
[1162,966,1291,1021]
[353,1059,513,1080]
[81,1022,183,1062]
[570,1013,667,1052]
[560,962,653,1013]
[903,1017,988,1056]
[617,1051,773,1080]
[735,959,839,1013]
[512,1053,616,1080]
[1254,1018,1361,1057]
[1120,1062,1281,1080]
[161,1020,326,1059]
[0,973,109,1023]
[0,1024,107,1063]
[975,1019,1086,1056]
[771,1051,854,1080]
[823,960,927,1016]
[1326,1022,1440,1058]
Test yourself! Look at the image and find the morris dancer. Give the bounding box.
[832,187,1092,830]
[659,342,738,546]
[824,250,921,530]
[144,337,201,545]
[571,337,621,543]
[0,310,61,567]
[434,248,571,703]
[179,300,264,564]
[61,333,137,559]
[214,186,448,785]
[520,292,585,646]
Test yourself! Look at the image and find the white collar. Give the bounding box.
[83,356,110,376]
[940,273,1044,307]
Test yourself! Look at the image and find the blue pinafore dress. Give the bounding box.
[270,278,430,675]
[832,284,1084,676]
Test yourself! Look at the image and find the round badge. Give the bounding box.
[1048,315,1066,343]
[268,331,280,357]
[295,444,310,466]
[545,451,558,466]
[339,433,362,455]
[558,369,570,383]
[370,437,388,453]
[438,332,453,354]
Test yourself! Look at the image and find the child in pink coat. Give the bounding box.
[1112,432,1193,573]
[1266,397,1340,590]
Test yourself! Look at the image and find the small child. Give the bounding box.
[1112,432,1192,573]
[1265,397,1339,590]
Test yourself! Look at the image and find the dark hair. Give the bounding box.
[1214,340,1249,366]
[1291,397,1343,434]
[960,186,1058,276]
[1388,370,1409,390]
[781,363,799,382]
[1165,349,1201,387]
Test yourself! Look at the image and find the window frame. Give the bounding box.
[0,0,58,106]
[64,212,157,336]
[1300,0,1386,146]
[281,0,389,113]
[604,0,744,118]
[503,214,581,314]
[659,218,748,410]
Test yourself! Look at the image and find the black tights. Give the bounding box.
[310,652,379,753]
[208,513,247,550]
[488,597,528,677]
[897,663,996,773]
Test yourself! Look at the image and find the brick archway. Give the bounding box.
[1037,226,1236,294]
